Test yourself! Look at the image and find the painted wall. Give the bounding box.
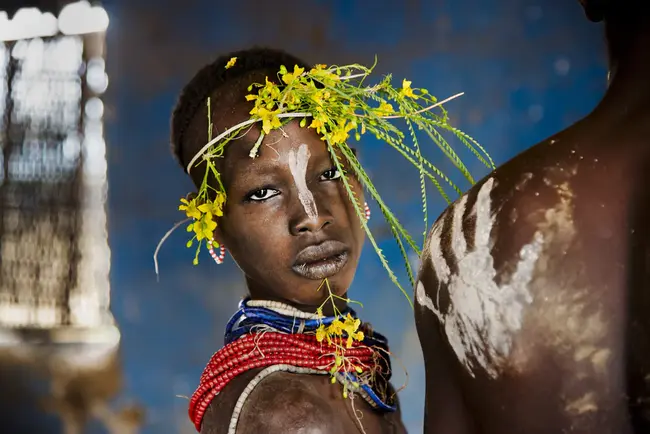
[101,1,607,432]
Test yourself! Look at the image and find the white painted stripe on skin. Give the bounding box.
[427,217,451,285]
[451,195,468,261]
[416,281,440,322]
[288,144,318,220]
[418,177,543,379]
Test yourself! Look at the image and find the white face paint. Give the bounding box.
[287,144,318,220]
[417,177,543,379]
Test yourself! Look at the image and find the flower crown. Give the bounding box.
[158,57,493,302]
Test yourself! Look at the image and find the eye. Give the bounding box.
[320,168,341,181]
[247,188,280,202]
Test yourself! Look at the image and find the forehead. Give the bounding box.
[220,120,330,179]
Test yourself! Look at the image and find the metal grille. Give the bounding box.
[0,35,110,330]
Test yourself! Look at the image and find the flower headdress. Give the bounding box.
[158,56,494,303]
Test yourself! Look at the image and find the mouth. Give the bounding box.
[292,240,349,280]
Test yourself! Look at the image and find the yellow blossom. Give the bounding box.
[343,313,360,332]
[281,65,305,84]
[329,119,355,144]
[225,57,237,69]
[377,102,394,115]
[310,67,339,85]
[261,77,281,100]
[250,106,282,134]
[328,319,344,336]
[316,324,327,342]
[309,118,325,132]
[179,198,201,220]
[197,200,223,218]
[400,79,416,99]
[193,213,217,241]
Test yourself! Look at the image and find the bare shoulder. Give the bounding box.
[414,120,643,378]
[237,372,343,434]
[201,371,342,434]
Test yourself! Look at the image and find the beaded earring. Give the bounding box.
[208,239,226,264]
[364,202,371,221]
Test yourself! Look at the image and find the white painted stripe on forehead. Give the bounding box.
[288,144,318,220]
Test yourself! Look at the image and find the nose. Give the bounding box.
[289,204,333,236]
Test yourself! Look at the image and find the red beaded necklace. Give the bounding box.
[188,331,381,431]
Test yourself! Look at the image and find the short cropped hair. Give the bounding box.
[170,47,311,170]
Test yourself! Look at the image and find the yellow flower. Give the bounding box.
[377,102,394,115]
[400,79,416,99]
[215,192,226,207]
[329,119,355,144]
[198,200,223,218]
[342,313,361,335]
[281,64,305,84]
[328,319,344,336]
[193,213,217,241]
[179,198,201,220]
[309,67,339,86]
[250,106,282,134]
[315,325,326,342]
[260,77,281,100]
[225,57,237,69]
[309,118,325,132]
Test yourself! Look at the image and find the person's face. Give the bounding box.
[186,107,366,308]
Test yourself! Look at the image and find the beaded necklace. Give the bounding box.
[188,298,396,433]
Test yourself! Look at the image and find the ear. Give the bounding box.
[212,224,225,247]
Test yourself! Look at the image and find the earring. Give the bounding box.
[364,202,371,221]
[208,239,226,264]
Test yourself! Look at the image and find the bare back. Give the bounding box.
[415,105,650,433]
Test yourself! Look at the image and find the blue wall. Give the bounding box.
[103,1,607,432]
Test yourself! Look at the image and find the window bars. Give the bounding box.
[0,11,114,337]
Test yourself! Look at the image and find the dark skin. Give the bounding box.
[416,2,650,433]
[181,92,406,433]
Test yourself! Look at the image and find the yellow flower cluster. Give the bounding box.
[315,312,365,349]
[241,63,421,151]
[178,192,226,262]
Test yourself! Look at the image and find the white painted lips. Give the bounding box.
[292,240,349,280]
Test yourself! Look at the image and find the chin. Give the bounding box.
[288,276,352,308]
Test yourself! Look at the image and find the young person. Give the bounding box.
[170,48,408,434]
[415,1,650,433]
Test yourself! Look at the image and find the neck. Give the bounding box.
[598,12,650,111]
[247,290,349,317]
